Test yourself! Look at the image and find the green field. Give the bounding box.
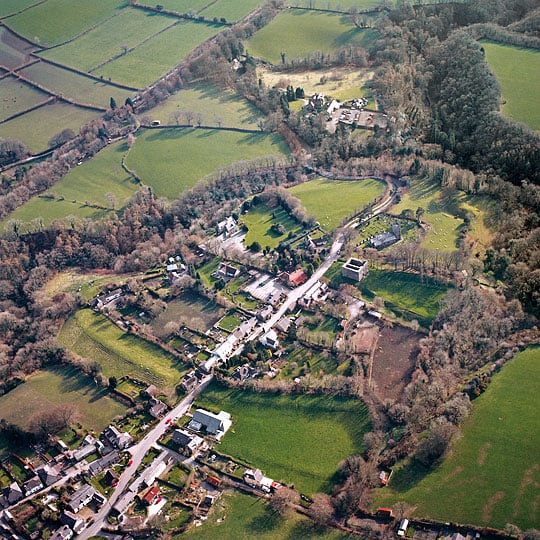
[242,203,304,249]
[0,367,127,432]
[20,61,134,108]
[0,0,40,17]
[0,76,48,121]
[246,10,379,65]
[94,20,221,88]
[201,0,266,21]
[183,491,351,540]
[196,382,371,494]
[147,84,262,129]
[482,41,540,131]
[292,0,381,8]
[8,0,127,47]
[289,178,385,231]
[0,27,33,69]
[0,101,97,152]
[138,0,210,12]
[125,128,289,200]
[376,347,540,530]
[59,308,187,390]
[3,140,138,228]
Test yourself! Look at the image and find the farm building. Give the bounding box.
[342,258,369,281]
[189,409,232,440]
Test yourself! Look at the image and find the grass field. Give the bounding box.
[94,20,221,88]
[147,84,262,129]
[482,41,540,131]
[58,308,187,390]
[20,62,134,108]
[242,204,304,249]
[183,490,351,540]
[8,0,127,47]
[3,140,138,228]
[196,382,371,495]
[0,28,29,69]
[0,101,97,152]
[0,76,48,121]
[125,128,289,200]
[246,10,379,65]
[138,0,210,12]
[289,178,385,231]
[292,0,381,8]
[376,347,540,530]
[201,0,266,21]
[0,0,40,17]
[0,367,127,432]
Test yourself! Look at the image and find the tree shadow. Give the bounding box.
[248,504,283,534]
[287,521,336,540]
[388,459,434,493]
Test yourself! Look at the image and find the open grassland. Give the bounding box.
[3,141,137,228]
[358,269,448,327]
[482,41,540,131]
[0,27,34,69]
[246,10,379,65]
[139,0,210,12]
[94,21,221,88]
[0,0,40,17]
[0,101,97,152]
[292,0,382,8]
[0,367,127,432]
[242,203,304,249]
[126,128,289,200]
[40,8,175,74]
[376,347,540,530]
[197,382,371,494]
[8,0,127,47]
[201,0,266,21]
[148,84,262,129]
[0,76,48,121]
[183,491,351,540]
[59,308,186,390]
[259,67,376,107]
[289,177,385,231]
[20,61,134,108]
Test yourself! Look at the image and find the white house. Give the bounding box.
[216,216,238,237]
[260,329,279,350]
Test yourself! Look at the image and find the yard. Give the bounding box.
[0,366,127,432]
[125,128,289,200]
[289,178,386,231]
[196,382,371,495]
[245,10,379,65]
[375,346,540,530]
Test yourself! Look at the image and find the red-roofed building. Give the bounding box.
[281,268,308,288]
[139,485,159,506]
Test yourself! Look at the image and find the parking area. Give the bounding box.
[244,273,289,306]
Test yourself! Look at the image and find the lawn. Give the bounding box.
[0,101,98,153]
[20,61,134,109]
[246,10,379,65]
[201,0,266,21]
[375,346,540,530]
[482,41,540,131]
[0,366,127,432]
[196,382,371,495]
[58,308,187,390]
[147,83,262,129]
[182,490,352,540]
[125,128,289,200]
[93,20,221,88]
[242,203,304,249]
[216,311,243,332]
[289,177,386,231]
[0,76,48,122]
[3,140,138,228]
[8,0,127,47]
[355,214,419,246]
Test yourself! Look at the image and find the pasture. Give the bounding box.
[482,41,540,131]
[242,203,304,249]
[139,0,210,12]
[0,76,48,122]
[184,491,351,540]
[20,61,134,108]
[0,101,97,152]
[201,0,266,21]
[376,347,540,530]
[58,308,187,390]
[125,128,289,200]
[0,27,34,69]
[196,382,371,494]
[0,367,127,432]
[289,177,386,231]
[291,0,382,8]
[7,0,127,47]
[0,0,40,18]
[246,10,379,65]
[147,84,262,129]
[94,20,221,88]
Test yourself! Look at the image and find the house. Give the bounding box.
[23,476,43,497]
[260,329,279,350]
[232,364,257,382]
[281,268,308,288]
[71,442,96,463]
[327,99,340,114]
[188,409,232,440]
[103,425,133,449]
[0,482,23,507]
[342,258,369,282]
[104,469,119,487]
[215,262,240,280]
[216,216,238,237]
[37,463,62,486]
[88,450,120,477]
[148,397,168,419]
[181,370,199,392]
[233,317,257,340]
[243,468,264,487]
[94,288,123,309]
[172,429,205,457]
[257,305,273,322]
[50,525,73,540]
[61,510,86,535]
[370,222,401,250]
[138,485,160,506]
[166,262,178,272]
[145,384,159,397]
[68,484,98,513]
[112,491,135,516]
[274,317,292,334]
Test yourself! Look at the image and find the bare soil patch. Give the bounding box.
[482,491,505,523]
[370,324,421,401]
[477,442,491,466]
